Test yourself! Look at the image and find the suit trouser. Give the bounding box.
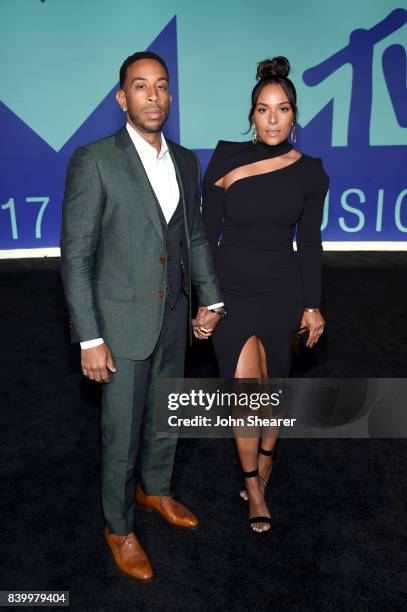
[101,293,187,535]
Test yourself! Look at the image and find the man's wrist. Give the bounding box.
[206,302,224,310]
[80,338,104,349]
[207,305,227,320]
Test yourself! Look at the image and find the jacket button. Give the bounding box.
[165,240,171,247]
[156,290,164,298]
[159,256,166,264]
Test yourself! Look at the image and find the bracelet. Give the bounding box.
[304,308,320,313]
[208,307,227,320]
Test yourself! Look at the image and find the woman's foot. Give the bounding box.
[240,451,274,501]
[245,475,271,533]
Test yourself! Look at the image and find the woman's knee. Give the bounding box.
[234,335,263,378]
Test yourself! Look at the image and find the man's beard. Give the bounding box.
[128,108,168,133]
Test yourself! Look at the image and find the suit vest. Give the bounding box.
[156,199,187,308]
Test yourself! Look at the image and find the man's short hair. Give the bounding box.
[119,51,169,88]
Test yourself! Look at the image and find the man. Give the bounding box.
[60,51,225,582]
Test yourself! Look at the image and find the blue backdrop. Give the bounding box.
[0,1,406,251]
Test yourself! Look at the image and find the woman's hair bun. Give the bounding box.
[256,56,290,80]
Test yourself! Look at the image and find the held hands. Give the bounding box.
[192,306,222,340]
[81,343,117,383]
[300,309,325,348]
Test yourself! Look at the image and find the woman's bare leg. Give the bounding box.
[239,338,277,502]
[257,339,278,490]
[234,336,271,532]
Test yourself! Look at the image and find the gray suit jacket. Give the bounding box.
[60,126,222,360]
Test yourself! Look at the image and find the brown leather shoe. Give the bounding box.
[136,485,199,529]
[104,527,154,581]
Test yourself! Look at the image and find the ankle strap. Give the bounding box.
[259,447,273,456]
[243,469,258,478]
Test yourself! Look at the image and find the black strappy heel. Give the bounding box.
[240,446,275,500]
[258,446,274,487]
[259,447,274,456]
[243,469,272,532]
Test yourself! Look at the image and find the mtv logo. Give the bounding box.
[303,8,407,147]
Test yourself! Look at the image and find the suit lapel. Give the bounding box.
[115,127,164,242]
[167,141,191,246]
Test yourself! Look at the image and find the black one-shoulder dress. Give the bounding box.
[202,139,329,378]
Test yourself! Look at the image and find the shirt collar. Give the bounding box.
[126,122,168,159]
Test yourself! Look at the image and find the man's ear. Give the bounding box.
[169,93,173,105]
[115,89,127,112]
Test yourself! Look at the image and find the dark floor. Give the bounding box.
[0,254,406,611]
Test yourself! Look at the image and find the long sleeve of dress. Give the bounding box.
[296,158,329,308]
[202,183,225,259]
[202,141,230,259]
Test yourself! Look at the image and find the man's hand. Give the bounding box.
[192,306,222,340]
[81,343,117,383]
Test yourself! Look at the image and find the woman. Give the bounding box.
[201,56,329,533]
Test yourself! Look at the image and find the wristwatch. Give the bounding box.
[208,307,227,320]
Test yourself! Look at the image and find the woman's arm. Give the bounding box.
[296,158,329,308]
[296,158,329,346]
[202,142,226,259]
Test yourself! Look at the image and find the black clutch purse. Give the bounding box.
[290,326,309,354]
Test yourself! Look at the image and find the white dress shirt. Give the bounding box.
[126,123,180,222]
[80,124,223,349]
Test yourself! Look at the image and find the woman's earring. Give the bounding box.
[291,122,296,145]
[251,122,257,144]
